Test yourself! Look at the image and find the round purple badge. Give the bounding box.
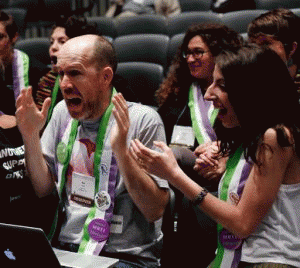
[219,229,242,250]
[88,218,110,242]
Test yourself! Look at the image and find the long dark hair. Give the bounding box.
[216,44,300,162]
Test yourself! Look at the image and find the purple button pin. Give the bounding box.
[219,229,242,250]
[88,218,110,242]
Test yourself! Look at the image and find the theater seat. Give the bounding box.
[167,11,222,37]
[113,34,169,69]
[115,62,164,108]
[114,14,168,37]
[87,16,118,40]
[166,33,185,74]
[15,37,51,67]
[221,9,267,33]
[179,0,211,12]
[255,0,300,10]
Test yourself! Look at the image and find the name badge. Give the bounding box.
[170,125,195,147]
[71,172,95,207]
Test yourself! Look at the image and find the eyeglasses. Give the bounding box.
[182,49,210,59]
[0,33,8,41]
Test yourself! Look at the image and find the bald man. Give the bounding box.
[16,34,169,268]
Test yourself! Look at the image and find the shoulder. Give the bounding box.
[127,102,166,141]
[128,102,162,123]
[262,126,294,149]
[258,127,294,166]
[262,128,279,145]
[127,102,167,146]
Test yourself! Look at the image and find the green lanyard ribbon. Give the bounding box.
[213,146,244,268]
[48,88,117,242]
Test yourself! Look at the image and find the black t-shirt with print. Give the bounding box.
[0,126,58,233]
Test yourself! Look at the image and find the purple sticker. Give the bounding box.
[88,218,110,242]
[219,229,242,250]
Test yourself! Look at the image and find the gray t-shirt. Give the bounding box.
[41,100,169,267]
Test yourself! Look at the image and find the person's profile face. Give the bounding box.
[49,27,69,66]
[0,23,14,64]
[204,65,240,128]
[184,35,215,81]
[251,34,288,63]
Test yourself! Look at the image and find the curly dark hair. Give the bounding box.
[156,22,243,107]
[0,10,18,40]
[51,14,99,39]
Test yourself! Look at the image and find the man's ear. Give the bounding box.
[11,33,19,46]
[102,66,114,86]
[288,41,298,60]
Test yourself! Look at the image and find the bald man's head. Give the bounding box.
[58,34,117,73]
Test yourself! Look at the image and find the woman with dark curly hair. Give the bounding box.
[156,23,243,267]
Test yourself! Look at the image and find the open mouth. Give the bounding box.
[66,97,82,107]
[51,56,57,65]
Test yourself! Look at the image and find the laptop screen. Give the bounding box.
[0,223,61,268]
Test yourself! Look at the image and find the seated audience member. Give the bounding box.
[0,10,46,115]
[155,23,242,267]
[210,0,256,13]
[16,34,169,268]
[106,0,181,19]
[0,61,56,234]
[248,8,300,96]
[130,43,300,268]
[36,14,99,124]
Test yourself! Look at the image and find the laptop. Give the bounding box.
[0,223,119,268]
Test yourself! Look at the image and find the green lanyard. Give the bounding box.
[48,88,117,242]
[59,87,117,196]
[213,146,244,268]
[47,76,60,123]
[19,50,30,88]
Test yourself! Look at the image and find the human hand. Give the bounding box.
[193,142,227,181]
[15,87,51,138]
[111,93,129,156]
[194,142,213,157]
[130,139,180,181]
[194,141,220,157]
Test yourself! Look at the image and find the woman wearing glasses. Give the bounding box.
[155,23,243,267]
